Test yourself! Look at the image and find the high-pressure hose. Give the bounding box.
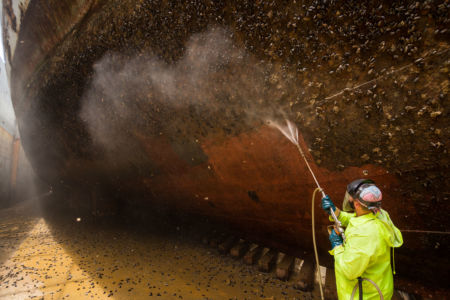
[312,187,325,300]
[350,277,384,300]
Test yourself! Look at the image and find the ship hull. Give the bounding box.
[3,0,449,290]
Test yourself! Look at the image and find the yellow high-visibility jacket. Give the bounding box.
[330,209,403,300]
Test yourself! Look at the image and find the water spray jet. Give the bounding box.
[269,118,346,300]
[268,119,344,240]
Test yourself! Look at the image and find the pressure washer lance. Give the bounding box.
[293,142,346,242]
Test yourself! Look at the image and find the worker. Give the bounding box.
[321,179,403,300]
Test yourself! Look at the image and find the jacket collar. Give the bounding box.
[349,211,377,227]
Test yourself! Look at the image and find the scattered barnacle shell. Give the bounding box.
[389,146,399,154]
[332,106,340,113]
[430,111,442,118]
[417,106,428,116]
[361,154,370,161]
[431,141,443,148]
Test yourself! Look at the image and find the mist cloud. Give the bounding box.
[80,27,299,162]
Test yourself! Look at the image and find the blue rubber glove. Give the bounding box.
[329,228,343,249]
[321,195,336,215]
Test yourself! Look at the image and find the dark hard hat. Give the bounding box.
[347,178,375,198]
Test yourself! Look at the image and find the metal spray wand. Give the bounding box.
[279,119,345,241]
[293,142,345,242]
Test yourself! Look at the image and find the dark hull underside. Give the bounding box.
[4,0,449,292]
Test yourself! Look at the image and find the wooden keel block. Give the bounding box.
[276,254,294,281]
[258,248,278,272]
[292,256,315,291]
[324,268,338,300]
[218,236,237,254]
[243,244,263,265]
[230,240,250,258]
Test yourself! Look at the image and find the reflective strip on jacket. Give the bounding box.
[329,209,403,300]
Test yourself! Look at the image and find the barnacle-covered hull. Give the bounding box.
[3,0,449,292]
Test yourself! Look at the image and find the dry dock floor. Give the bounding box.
[0,201,319,299]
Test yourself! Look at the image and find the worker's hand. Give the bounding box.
[329,228,343,249]
[321,195,336,215]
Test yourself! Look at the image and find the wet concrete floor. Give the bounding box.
[0,201,319,299]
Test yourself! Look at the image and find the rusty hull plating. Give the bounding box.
[3,0,449,290]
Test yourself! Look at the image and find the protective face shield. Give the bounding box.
[342,191,355,212]
[343,179,376,212]
[343,179,383,213]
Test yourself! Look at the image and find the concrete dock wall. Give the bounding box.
[0,125,34,207]
[0,126,13,206]
[14,139,35,202]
